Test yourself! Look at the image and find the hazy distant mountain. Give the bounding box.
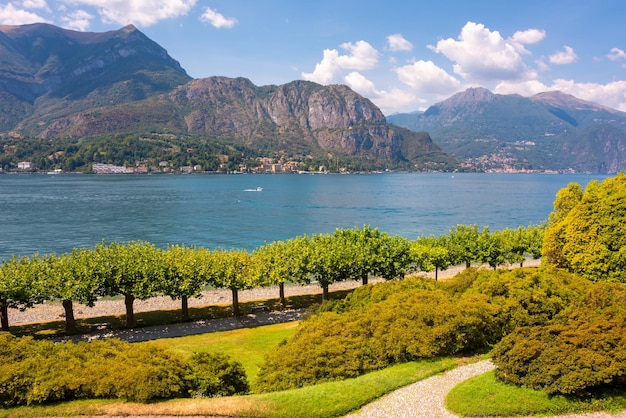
[387,87,626,173]
[0,23,457,172]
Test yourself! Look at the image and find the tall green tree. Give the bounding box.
[478,227,507,270]
[209,249,256,316]
[0,254,46,331]
[446,224,483,268]
[101,241,164,327]
[412,235,451,280]
[44,249,106,334]
[542,182,584,269]
[308,232,354,301]
[333,226,382,285]
[253,236,312,309]
[544,173,626,282]
[160,245,210,321]
[370,231,412,281]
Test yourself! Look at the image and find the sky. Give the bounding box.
[1,0,625,115]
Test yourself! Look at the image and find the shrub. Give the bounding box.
[492,282,626,395]
[187,352,249,397]
[0,333,249,406]
[256,278,501,392]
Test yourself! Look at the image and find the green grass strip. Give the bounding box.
[446,370,626,417]
[245,358,456,418]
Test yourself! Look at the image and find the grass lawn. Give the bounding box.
[146,321,300,386]
[446,370,626,417]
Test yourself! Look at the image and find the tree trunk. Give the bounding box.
[124,293,135,328]
[362,273,368,286]
[62,299,78,335]
[279,283,286,310]
[181,295,189,321]
[465,261,471,269]
[0,301,9,331]
[231,288,240,317]
[322,283,329,301]
[435,267,439,281]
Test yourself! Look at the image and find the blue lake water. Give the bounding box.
[0,172,609,260]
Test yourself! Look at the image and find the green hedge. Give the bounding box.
[0,333,249,407]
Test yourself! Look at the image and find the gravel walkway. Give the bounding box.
[345,360,626,418]
[346,360,496,418]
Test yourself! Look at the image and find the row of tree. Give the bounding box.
[0,224,544,334]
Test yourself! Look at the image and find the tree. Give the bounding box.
[371,232,412,281]
[544,173,626,282]
[44,249,106,334]
[209,249,256,316]
[0,254,46,331]
[160,245,210,321]
[412,235,450,280]
[478,227,507,270]
[446,224,483,268]
[101,241,164,327]
[542,182,584,269]
[253,236,312,309]
[333,226,382,285]
[308,230,370,301]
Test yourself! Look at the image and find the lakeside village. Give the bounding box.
[6,156,566,175]
[7,157,337,175]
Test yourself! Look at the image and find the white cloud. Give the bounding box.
[63,0,197,27]
[199,7,237,29]
[494,80,549,96]
[495,79,626,112]
[344,72,420,114]
[550,79,626,112]
[510,28,545,53]
[549,46,578,65]
[22,0,50,10]
[0,2,50,24]
[302,40,379,84]
[60,9,93,31]
[387,33,412,52]
[395,60,461,95]
[430,21,538,82]
[608,47,626,62]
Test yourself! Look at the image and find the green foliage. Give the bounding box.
[461,267,591,333]
[256,267,591,392]
[256,275,501,392]
[0,333,249,407]
[492,282,626,395]
[543,173,626,282]
[188,352,249,397]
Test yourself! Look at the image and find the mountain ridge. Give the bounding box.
[387,87,626,173]
[0,23,456,172]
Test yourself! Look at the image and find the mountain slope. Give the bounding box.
[33,76,456,170]
[0,23,191,134]
[387,88,626,173]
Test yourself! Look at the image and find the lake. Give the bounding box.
[0,172,608,260]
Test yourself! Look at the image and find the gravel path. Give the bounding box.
[345,360,626,418]
[7,279,382,326]
[346,360,496,418]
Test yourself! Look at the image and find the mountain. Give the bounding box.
[0,23,458,172]
[387,87,626,173]
[0,23,191,134]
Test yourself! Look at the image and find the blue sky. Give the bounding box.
[1,0,625,115]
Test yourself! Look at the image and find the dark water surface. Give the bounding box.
[0,172,608,260]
